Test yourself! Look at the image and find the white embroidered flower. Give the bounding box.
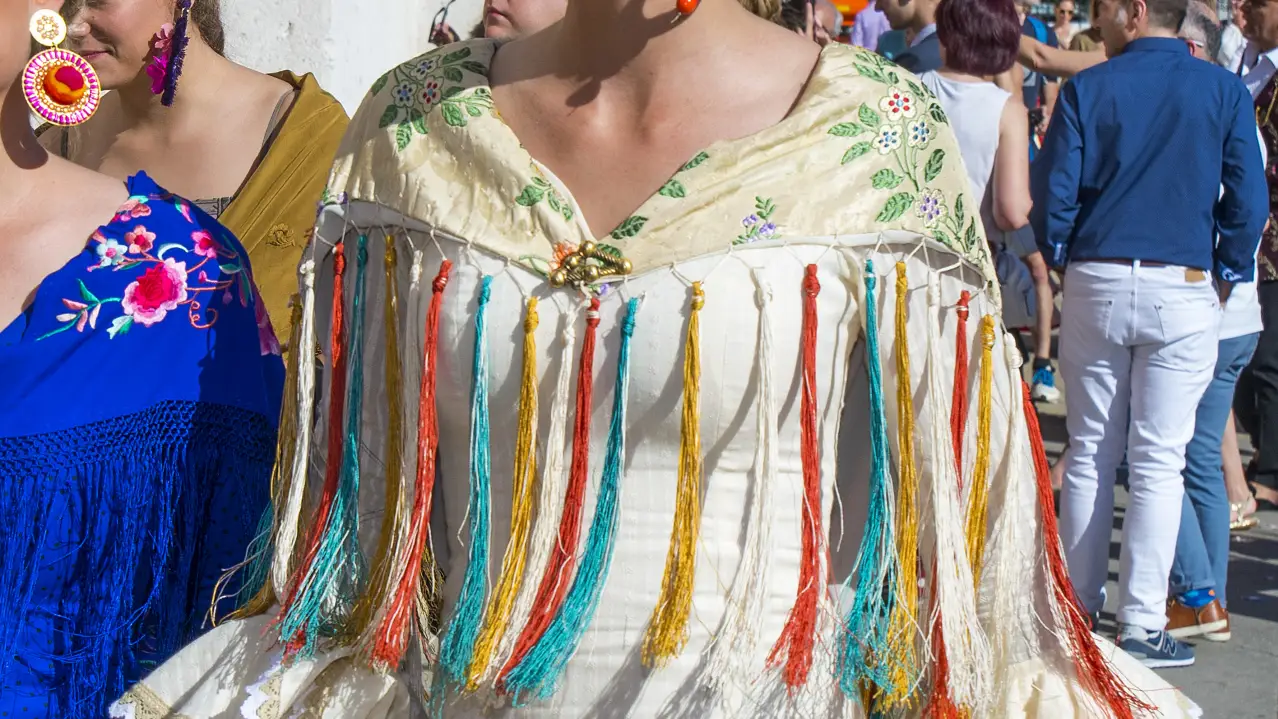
[916,189,947,226]
[908,119,931,147]
[879,87,917,120]
[876,125,903,154]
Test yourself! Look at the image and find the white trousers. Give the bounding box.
[1058,261,1219,631]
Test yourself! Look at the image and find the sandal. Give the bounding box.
[1231,495,1259,532]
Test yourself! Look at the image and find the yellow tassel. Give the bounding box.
[220,294,304,623]
[965,316,997,588]
[466,296,541,689]
[344,237,408,642]
[882,262,920,708]
[642,282,705,668]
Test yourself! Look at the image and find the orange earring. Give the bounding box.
[677,0,699,17]
[23,10,101,126]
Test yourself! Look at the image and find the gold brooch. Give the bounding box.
[548,240,633,288]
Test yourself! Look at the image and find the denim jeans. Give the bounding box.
[1169,332,1259,608]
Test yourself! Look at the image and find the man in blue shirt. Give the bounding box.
[1031,0,1267,669]
[876,0,941,72]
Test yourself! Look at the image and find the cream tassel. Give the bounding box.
[272,259,319,599]
[699,269,778,697]
[922,275,992,713]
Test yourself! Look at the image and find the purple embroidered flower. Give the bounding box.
[758,222,778,239]
[95,239,130,268]
[742,214,760,228]
[392,82,415,107]
[916,190,947,226]
[409,58,436,80]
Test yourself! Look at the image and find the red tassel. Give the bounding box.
[500,297,602,683]
[767,264,824,690]
[951,291,971,485]
[1023,382,1155,719]
[924,291,971,718]
[278,240,349,634]
[368,259,452,669]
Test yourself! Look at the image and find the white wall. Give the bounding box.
[222,0,485,112]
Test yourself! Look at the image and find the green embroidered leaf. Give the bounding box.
[841,142,874,164]
[934,228,953,247]
[378,105,399,129]
[107,315,133,339]
[466,104,483,118]
[887,71,900,85]
[443,85,465,100]
[116,260,142,271]
[532,177,552,189]
[443,67,464,83]
[596,243,624,259]
[871,168,904,190]
[681,151,710,171]
[756,197,777,219]
[610,215,648,239]
[828,122,865,138]
[409,108,427,134]
[516,184,547,207]
[395,123,413,151]
[441,102,466,127]
[954,194,966,231]
[559,203,575,222]
[923,149,946,183]
[964,219,979,249]
[547,193,564,214]
[370,73,389,96]
[442,47,472,64]
[854,63,888,84]
[929,102,949,125]
[858,104,881,129]
[875,193,914,223]
[905,79,926,98]
[460,61,488,75]
[218,263,243,275]
[78,280,99,305]
[659,179,687,198]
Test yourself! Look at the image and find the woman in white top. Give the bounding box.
[921,0,1063,403]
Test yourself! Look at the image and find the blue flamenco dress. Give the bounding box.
[0,173,284,717]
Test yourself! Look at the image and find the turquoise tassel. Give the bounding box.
[437,275,495,688]
[839,259,900,698]
[504,298,640,703]
[280,234,370,655]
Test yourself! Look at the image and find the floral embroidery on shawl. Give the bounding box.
[372,46,495,152]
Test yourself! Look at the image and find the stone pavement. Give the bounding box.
[1033,383,1278,717]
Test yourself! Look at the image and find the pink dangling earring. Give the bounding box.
[23,9,102,126]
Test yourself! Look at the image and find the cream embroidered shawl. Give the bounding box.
[112,40,1199,719]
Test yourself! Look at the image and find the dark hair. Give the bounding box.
[1138,0,1190,31]
[189,0,225,56]
[936,0,1021,76]
[779,0,807,32]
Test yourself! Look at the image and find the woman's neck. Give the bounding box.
[0,82,52,204]
[112,40,235,131]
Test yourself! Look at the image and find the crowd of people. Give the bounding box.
[1,0,1272,716]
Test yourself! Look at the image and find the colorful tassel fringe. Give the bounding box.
[839,259,900,700]
[921,276,990,716]
[438,275,496,688]
[881,262,921,708]
[503,298,641,703]
[965,316,997,586]
[368,260,452,670]
[345,237,410,645]
[767,264,824,691]
[466,297,542,689]
[487,311,578,685]
[951,291,971,481]
[643,282,705,668]
[500,298,603,680]
[1024,382,1155,719]
[280,235,371,657]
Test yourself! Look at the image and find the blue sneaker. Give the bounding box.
[1118,625,1195,669]
[1031,365,1061,403]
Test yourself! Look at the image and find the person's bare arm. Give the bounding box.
[993,96,1033,232]
[1018,35,1105,77]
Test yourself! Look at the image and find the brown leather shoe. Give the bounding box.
[1204,611,1232,642]
[1166,598,1229,640]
